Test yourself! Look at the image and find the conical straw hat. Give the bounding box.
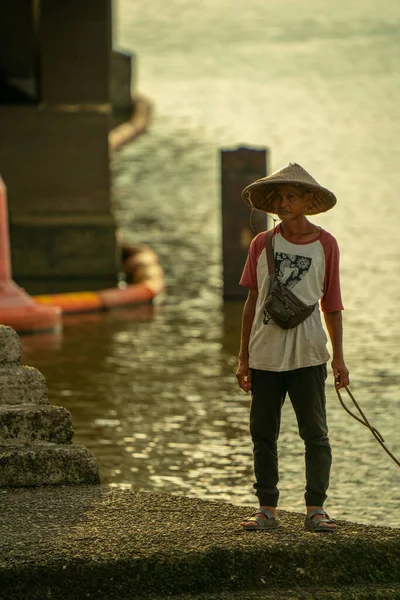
[241,163,336,215]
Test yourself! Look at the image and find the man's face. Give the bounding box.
[271,184,310,221]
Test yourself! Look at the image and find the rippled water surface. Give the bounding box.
[22,0,400,526]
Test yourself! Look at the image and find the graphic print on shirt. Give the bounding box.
[263,253,313,324]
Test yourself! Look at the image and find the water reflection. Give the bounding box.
[20,330,64,353]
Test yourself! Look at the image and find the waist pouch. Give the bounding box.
[264,230,317,330]
[264,274,316,329]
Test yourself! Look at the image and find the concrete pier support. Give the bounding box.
[0,325,99,487]
[0,0,119,294]
[221,147,269,300]
[1,105,116,293]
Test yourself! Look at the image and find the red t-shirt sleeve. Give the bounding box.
[239,232,266,291]
[320,231,344,312]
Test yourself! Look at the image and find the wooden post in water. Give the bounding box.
[221,146,269,300]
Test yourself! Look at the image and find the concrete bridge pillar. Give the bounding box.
[0,0,119,294]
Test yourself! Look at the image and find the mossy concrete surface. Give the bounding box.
[0,404,73,445]
[0,366,48,405]
[0,486,399,600]
[0,444,100,487]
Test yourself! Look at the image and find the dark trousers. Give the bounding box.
[250,364,331,507]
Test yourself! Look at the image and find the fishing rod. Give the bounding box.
[336,386,400,468]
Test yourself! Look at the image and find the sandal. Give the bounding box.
[305,508,337,533]
[241,507,279,531]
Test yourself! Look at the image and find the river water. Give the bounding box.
[22,0,399,526]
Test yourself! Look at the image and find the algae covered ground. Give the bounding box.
[0,485,399,599]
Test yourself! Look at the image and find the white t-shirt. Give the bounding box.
[239,224,344,372]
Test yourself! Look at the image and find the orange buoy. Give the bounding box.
[0,177,61,334]
[98,283,155,308]
[33,291,103,314]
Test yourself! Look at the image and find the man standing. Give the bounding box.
[237,163,349,532]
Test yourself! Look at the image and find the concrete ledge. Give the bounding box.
[0,486,398,600]
[0,444,100,487]
[0,366,48,405]
[0,404,73,444]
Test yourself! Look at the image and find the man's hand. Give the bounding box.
[236,358,252,393]
[331,357,350,389]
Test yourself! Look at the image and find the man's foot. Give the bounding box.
[306,507,337,532]
[240,506,278,530]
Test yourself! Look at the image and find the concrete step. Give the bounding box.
[0,404,72,444]
[0,443,100,487]
[0,365,48,405]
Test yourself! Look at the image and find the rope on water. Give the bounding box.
[336,386,400,468]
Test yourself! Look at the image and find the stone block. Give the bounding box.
[0,326,100,488]
[0,443,100,487]
[0,326,22,366]
[0,366,48,405]
[0,405,73,445]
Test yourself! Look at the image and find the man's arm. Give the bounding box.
[236,289,258,393]
[323,310,350,389]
